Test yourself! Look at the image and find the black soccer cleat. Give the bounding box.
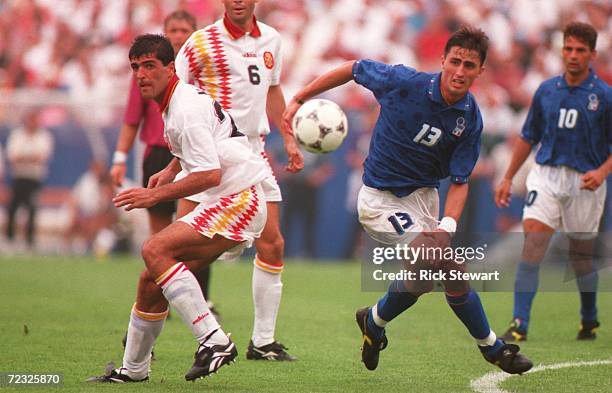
[500,318,528,342]
[185,334,238,381]
[86,363,148,383]
[356,307,388,371]
[482,343,533,375]
[246,340,297,361]
[577,320,600,340]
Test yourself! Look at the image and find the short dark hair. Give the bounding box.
[444,25,489,65]
[563,22,597,50]
[128,34,175,65]
[164,9,197,30]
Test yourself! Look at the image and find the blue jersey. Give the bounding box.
[521,70,611,173]
[352,59,483,197]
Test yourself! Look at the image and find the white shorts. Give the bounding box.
[523,164,606,238]
[357,185,439,245]
[249,136,282,203]
[179,184,267,253]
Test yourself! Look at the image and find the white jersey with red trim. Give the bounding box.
[175,16,282,137]
[162,77,270,203]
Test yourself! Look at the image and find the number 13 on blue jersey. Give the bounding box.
[413,123,442,146]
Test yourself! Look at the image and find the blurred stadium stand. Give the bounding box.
[0,0,610,257]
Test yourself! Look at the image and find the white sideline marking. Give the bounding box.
[470,359,612,393]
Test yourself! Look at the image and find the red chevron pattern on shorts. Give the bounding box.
[190,186,259,241]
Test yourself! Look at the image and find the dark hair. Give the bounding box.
[164,9,197,30]
[444,25,489,65]
[128,34,175,65]
[563,22,597,50]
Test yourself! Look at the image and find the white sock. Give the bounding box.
[157,262,228,346]
[122,306,167,380]
[476,330,497,347]
[371,304,388,328]
[252,255,283,347]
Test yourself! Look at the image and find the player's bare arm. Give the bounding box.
[114,169,221,211]
[267,85,304,173]
[581,154,612,191]
[495,136,533,208]
[110,123,139,187]
[282,60,356,134]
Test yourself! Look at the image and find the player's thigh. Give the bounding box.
[357,185,438,245]
[562,182,606,239]
[256,201,282,244]
[145,221,240,264]
[521,219,555,262]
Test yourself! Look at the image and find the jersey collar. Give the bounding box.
[223,13,261,39]
[427,73,471,111]
[557,68,598,90]
[159,73,180,113]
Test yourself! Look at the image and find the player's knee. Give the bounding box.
[257,233,284,260]
[141,237,168,266]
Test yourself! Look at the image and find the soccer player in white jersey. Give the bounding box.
[90,34,270,383]
[174,0,303,361]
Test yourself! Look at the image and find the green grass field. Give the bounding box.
[1,256,611,392]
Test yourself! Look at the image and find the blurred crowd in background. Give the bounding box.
[0,0,610,258]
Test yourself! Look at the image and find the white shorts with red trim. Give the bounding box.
[179,184,267,247]
[249,135,282,203]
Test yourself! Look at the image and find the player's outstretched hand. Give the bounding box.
[110,164,126,187]
[284,137,304,173]
[581,168,606,191]
[494,179,512,208]
[113,187,159,211]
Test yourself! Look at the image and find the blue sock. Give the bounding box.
[367,280,418,339]
[446,290,503,356]
[446,289,491,340]
[513,262,540,331]
[576,270,598,322]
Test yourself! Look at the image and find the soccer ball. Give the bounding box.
[292,98,348,154]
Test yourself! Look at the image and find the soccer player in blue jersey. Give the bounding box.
[495,22,611,342]
[283,26,532,374]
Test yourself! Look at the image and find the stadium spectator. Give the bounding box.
[63,159,117,255]
[175,0,303,361]
[495,22,611,342]
[284,25,533,375]
[4,109,54,250]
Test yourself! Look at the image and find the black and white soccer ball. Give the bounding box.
[292,98,348,154]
